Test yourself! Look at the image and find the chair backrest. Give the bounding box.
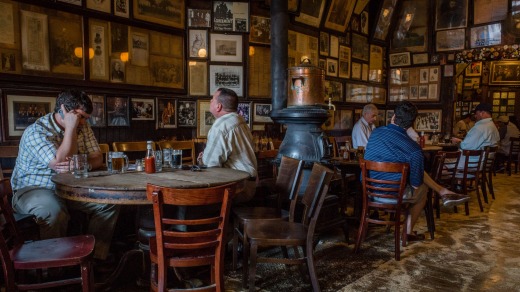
[509,137,520,158]
[256,149,279,181]
[112,141,154,162]
[274,156,304,211]
[457,150,483,181]
[360,159,409,208]
[157,140,196,165]
[98,143,110,167]
[483,146,498,172]
[298,163,334,227]
[146,182,236,291]
[0,146,19,179]
[437,150,461,187]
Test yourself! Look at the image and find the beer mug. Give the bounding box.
[71,154,89,178]
[162,148,172,168]
[172,149,182,169]
[109,152,129,173]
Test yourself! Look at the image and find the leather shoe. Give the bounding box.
[441,193,470,208]
[407,232,425,242]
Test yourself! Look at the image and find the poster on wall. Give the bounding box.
[20,10,50,71]
[213,1,249,32]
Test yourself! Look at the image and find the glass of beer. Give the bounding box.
[110,152,129,173]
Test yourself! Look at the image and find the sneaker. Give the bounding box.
[441,193,470,208]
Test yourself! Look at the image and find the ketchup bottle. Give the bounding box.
[145,140,156,174]
[419,132,425,148]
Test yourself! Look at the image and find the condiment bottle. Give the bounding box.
[419,131,425,148]
[145,140,156,174]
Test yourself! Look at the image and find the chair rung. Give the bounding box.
[16,277,82,290]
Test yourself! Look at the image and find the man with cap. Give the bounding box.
[453,113,474,138]
[451,103,500,168]
[495,115,520,171]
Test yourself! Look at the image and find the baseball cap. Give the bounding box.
[498,115,509,123]
[473,103,492,113]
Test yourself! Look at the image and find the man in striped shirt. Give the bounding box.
[199,88,258,202]
[352,103,378,149]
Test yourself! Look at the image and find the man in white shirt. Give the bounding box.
[352,104,378,149]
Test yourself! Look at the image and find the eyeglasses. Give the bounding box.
[190,165,201,172]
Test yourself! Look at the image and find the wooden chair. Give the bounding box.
[354,159,410,261]
[231,156,303,273]
[0,146,18,179]
[98,143,110,167]
[507,137,520,176]
[157,140,196,165]
[0,179,95,291]
[455,150,484,215]
[431,151,461,218]
[481,146,498,201]
[112,141,154,162]
[244,163,334,292]
[146,182,237,292]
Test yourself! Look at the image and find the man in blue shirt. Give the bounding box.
[365,101,469,241]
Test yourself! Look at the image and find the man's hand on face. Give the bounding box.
[61,104,81,131]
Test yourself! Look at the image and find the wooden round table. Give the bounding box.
[52,167,250,205]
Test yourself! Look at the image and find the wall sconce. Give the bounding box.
[74,47,83,58]
[120,52,129,62]
[88,48,94,60]
[198,48,207,58]
[249,46,255,56]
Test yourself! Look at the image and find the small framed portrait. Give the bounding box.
[110,59,125,83]
[156,98,177,129]
[430,67,440,82]
[210,33,243,62]
[360,11,369,34]
[189,30,208,58]
[351,62,362,79]
[389,52,411,67]
[114,0,130,18]
[465,62,482,76]
[253,103,273,123]
[319,32,329,56]
[130,98,154,121]
[188,9,211,27]
[197,99,213,138]
[177,100,197,127]
[401,69,410,84]
[412,53,429,65]
[107,96,129,127]
[295,0,326,28]
[250,15,271,45]
[435,0,468,31]
[87,94,106,127]
[420,68,429,83]
[414,109,442,132]
[326,58,338,77]
[237,102,252,128]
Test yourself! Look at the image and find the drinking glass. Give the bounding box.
[172,149,182,169]
[162,148,172,168]
[155,150,163,172]
[109,152,129,174]
[71,154,89,178]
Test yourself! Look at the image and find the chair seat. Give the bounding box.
[245,220,308,245]
[12,235,95,270]
[234,207,289,224]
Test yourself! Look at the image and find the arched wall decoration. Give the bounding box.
[456,45,520,63]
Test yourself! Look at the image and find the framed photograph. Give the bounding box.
[324,80,343,102]
[351,62,362,79]
[374,0,397,41]
[4,94,56,140]
[177,100,196,127]
[253,103,273,123]
[389,52,411,67]
[436,0,467,30]
[110,59,125,83]
[107,96,129,127]
[157,98,177,129]
[419,85,429,99]
[350,14,360,32]
[444,64,454,77]
[326,58,338,77]
[401,69,410,84]
[87,0,111,13]
[464,62,482,77]
[336,109,353,130]
[409,85,419,99]
[474,0,508,25]
[351,34,369,61]
[129,28,149,67]
[324,0,356,32]
[369,86,387,105]
[414,110,442,132]
[189,30,208,58]
[319,32,329,56]
[114,0,130,18]
[295,0,326,28]
[188,61,208,96]
[134,0,184,29]
[391,0,428,52]
[412,53,429,65]
[436,29,465,51]
[210,33,242,62]
[470,23,501,48]
[130,98,154,121]
[209,65,243,97]
[197,99,213,138]
[89,19,109,81]
[49,12,83,76]
[188,9,211,27]
[329,35,339,58]
[87,94,106,128]
[345,83,368,103]
[360,11,369,34]
[338,46,351,79]
[361,64,369,81]
[489,61,520,85]
[149,55,184,89]
[429,67,440,82]
[213,1,249,32]
[250,15,270,45]
[419,68,429,83]
[0,48,21,74]
[20,10,50,71]
[237,102,252,128]
[369,45,383,83]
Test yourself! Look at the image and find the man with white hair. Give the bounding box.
[352,103,378,149]
[496,115,520,171]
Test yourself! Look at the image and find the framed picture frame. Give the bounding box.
[197,99,213,138]
[326,58,338,77]
[369,45,383,83]
[444,64,454,77]
[345,83,368,103]
[329,35,339,58]
[435,0,468,31]
[89,19,109,81]
[87,94,106,128]
[20,10,50,71]
[465,62,482,76]
[4,93,56,140]
[474,0,508,25]
[188,9,211,27]
[210,33,242,62]
[87,0,111,13]
[351,34,369,61]
[391,0,429,52]
[368,86,387,105]
[324,80,343,102]
[149,54,184,89]
[133,0,184,29]
[114,0,130,18]
[110,59,125,83]
[319,32,329,56]
[213,1,249,32]
[412,53,429,65]
[188,61,208,96]
[350,14,360,32]
[489,61,520,85]
[129,28,149,67]
[0,48,22,74]
[373,0,398,41]
[295,0,326,28]
[436,29,465,52]
[177,100,197,127]
[470,23,501,48]
[189,30,208,58]
[107,96,129,127]
[49,12,83,76]
[360,11,369,34]
[362,64,369,81]
[130,98,154,121]
[419,68,429,83]
[253,103,273,123]
[209,65,243,97]
[323,0,356,32]
[250,15,270,45]
[156,98,177,129]
[429,67,440,82]
[414,109,442,132]
[389,52,411,67]
[336,109,353,130]
[237,102,252,128]
[338,46,351,79]
[351,62,362,79]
